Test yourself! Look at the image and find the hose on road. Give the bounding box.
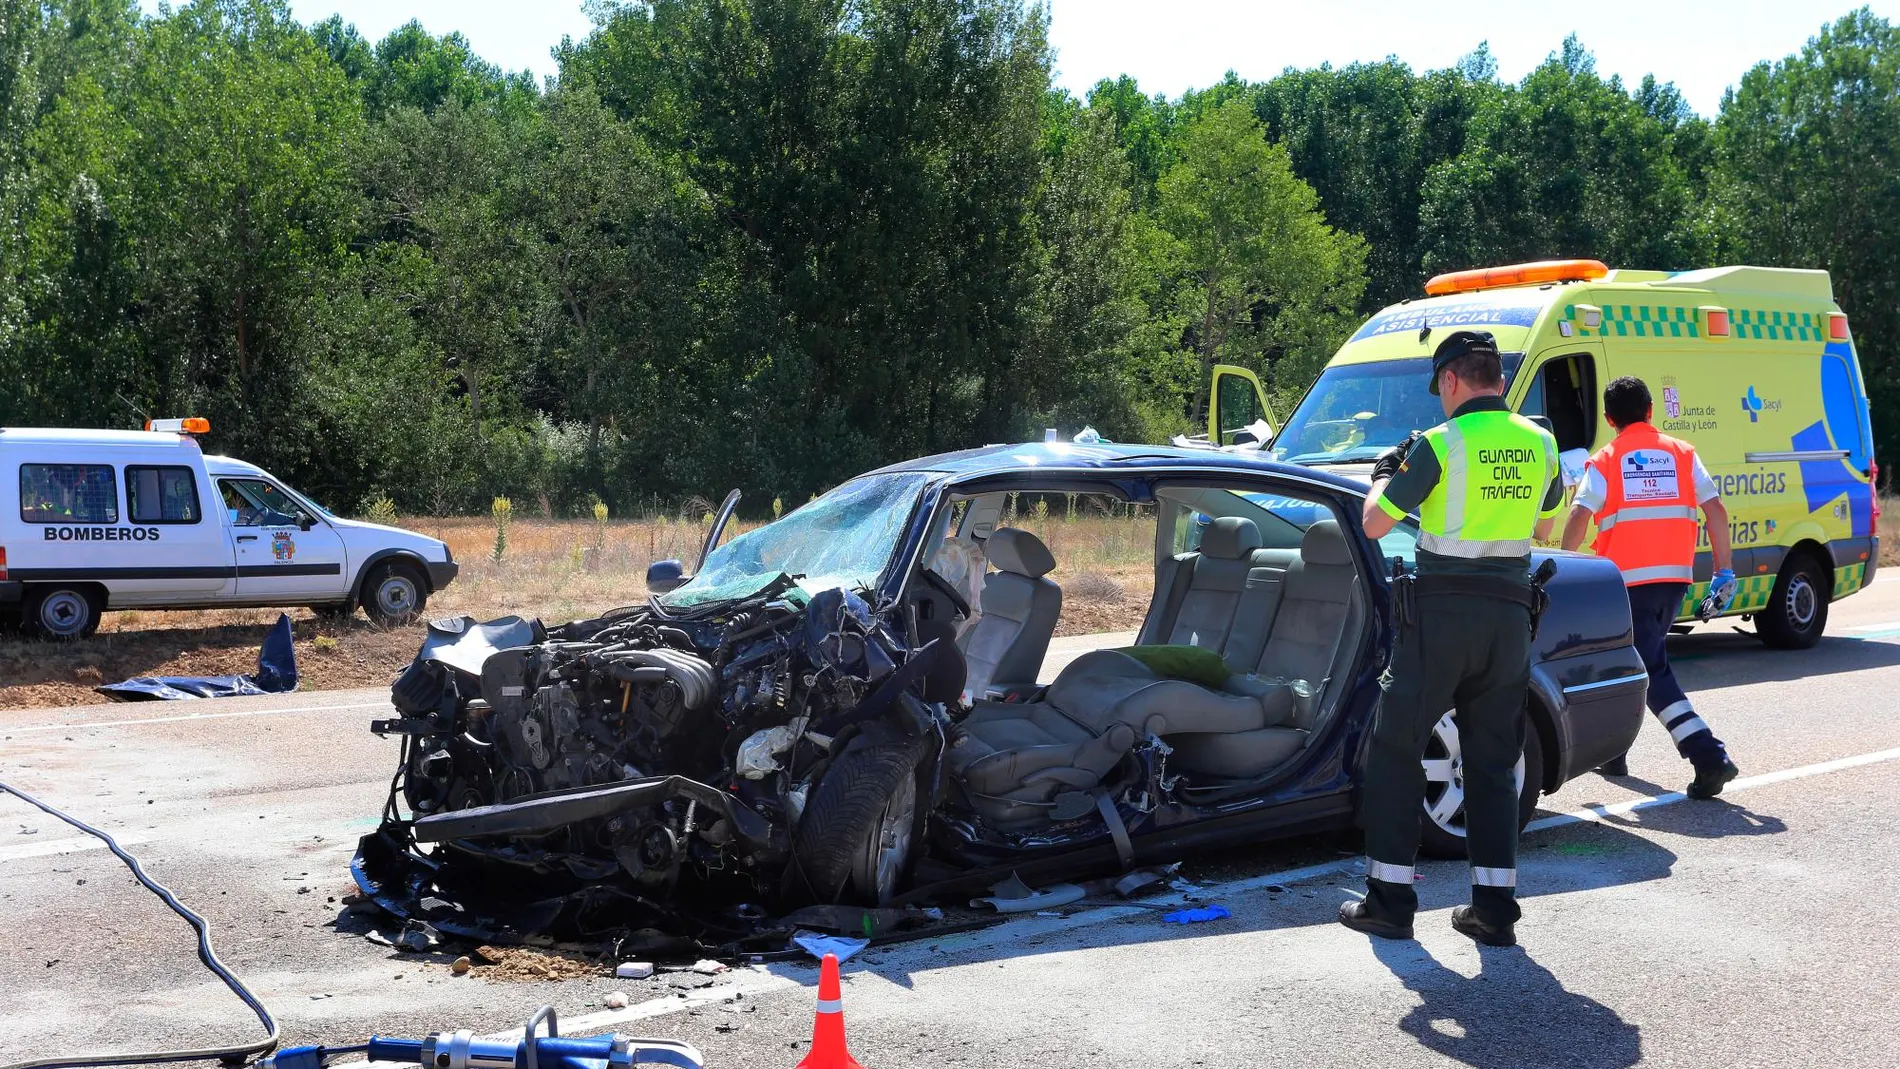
[0,780,280,1069]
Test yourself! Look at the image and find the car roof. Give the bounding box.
[202,455,269,477]
[866,441,1368,493]
[0,427,198,448]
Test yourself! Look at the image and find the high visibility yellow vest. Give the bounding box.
[1415,410,1557,559]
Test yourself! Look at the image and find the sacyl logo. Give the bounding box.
[1741,385,1781,422]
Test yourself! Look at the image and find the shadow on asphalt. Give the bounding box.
[1594,791,1788,840]
[849,821,1679,990]
[1369,941,1641,1069]
[1668,631,1900,692]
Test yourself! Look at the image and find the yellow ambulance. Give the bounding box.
[1247,260,1880,649]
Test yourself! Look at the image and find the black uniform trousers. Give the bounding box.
[1361,591,1531,926]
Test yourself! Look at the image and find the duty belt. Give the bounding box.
[1392,560,1557,639]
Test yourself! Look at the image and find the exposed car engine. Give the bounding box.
[355,580,955,943]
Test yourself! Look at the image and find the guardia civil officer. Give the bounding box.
[1339,330,1563,948]
[1561,375,1741,798]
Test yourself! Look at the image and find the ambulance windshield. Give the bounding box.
[1271,354,1523,464]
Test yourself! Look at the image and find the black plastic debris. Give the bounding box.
[96,613,299,701]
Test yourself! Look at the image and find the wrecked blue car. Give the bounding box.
[355,442,1645,941]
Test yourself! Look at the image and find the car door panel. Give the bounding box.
[219,477,347,600]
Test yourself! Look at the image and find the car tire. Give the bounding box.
[27,585,103,640]
[1418,710,1543,860]
[362,560,427,628]
[1757,550,1829,650]
[787,734,930,906]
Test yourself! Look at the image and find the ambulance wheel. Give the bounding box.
[1758,551,1829,650]
[362,561,427,627]
[27,585,102,640]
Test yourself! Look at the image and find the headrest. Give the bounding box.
[985,528,1055,578]
[1300,519,1353,567]
[1201,516,1263,560]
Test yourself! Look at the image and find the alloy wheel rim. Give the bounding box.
[1421,712,1527,838]
[868,772,918,900]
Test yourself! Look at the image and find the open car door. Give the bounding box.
[1208,364,1277,447]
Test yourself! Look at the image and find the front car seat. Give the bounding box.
[959,528,1062,699]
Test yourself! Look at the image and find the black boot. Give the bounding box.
[1451,904,1516,947]
[1596,753,1629,777]
[1688,757,1739,799]
[1338,900,1413,940]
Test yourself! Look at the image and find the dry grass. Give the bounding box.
[0,512,1160,708]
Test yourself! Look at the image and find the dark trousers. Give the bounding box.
[1624,582,1726,769]
[1362,592,1530,926]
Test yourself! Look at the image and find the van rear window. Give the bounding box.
[20,464,119,524]
[127,466,201,523]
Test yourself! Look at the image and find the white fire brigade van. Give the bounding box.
[0,420,457,638]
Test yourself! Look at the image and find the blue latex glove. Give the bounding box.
[1162,904,1231,924]
[1697,569,1739,621]
[1711,569,1738,608]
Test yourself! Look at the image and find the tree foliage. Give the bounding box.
[0,1,1895,511]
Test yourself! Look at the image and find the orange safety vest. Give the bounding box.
[1587,424,1702,586]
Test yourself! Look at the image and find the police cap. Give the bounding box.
[1427,330,1500,396]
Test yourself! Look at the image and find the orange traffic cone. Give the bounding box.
[794,952,866,1069]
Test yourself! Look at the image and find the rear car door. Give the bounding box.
[218,477,348,600]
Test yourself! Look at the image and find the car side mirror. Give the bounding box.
[299,515,316,531]
[646,559,688,594]
[1230,428,1261,446]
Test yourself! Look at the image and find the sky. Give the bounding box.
[145,0,1893,117]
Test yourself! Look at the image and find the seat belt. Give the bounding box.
[1093,788,1136,869]
[1299,578,1357,740]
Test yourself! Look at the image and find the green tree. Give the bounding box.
[1713,7,1900,467]
[1154,99,1367,420]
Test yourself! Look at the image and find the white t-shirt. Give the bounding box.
[1574,451,1718,514]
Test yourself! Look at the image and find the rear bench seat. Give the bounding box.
[946,519,1363,827]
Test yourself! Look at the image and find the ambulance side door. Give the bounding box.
[218,477,348,601]
[1510,342,1604,489]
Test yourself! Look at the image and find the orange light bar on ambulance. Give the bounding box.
[1424,259,1610,296]
[1830,313,1850,341]
[146,417,211,434]
[1700,306,1730,338]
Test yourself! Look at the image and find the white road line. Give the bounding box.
[370,741,1900,1051]
[6,700,386,734]
[1846,619,1900,632]
[0,832,148,862]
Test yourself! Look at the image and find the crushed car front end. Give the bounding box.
[353,472,959,944]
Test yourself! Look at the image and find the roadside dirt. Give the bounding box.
[0,533,1152,709]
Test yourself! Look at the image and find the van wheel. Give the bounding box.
[363,561,427,627]
[1757,551,1829,650]
[28,586,102,640]
[1418,710,1542,860]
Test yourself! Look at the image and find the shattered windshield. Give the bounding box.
[661,472,929,608]
[1271,355,1523,465]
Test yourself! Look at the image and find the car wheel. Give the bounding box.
[787,735,930,905]
[363,561,427,627]
[27,585,103,640]
[1417,710,1542,860]
[1757,551,1829,650]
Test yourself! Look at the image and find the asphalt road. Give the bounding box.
[5,576,1900,1069]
